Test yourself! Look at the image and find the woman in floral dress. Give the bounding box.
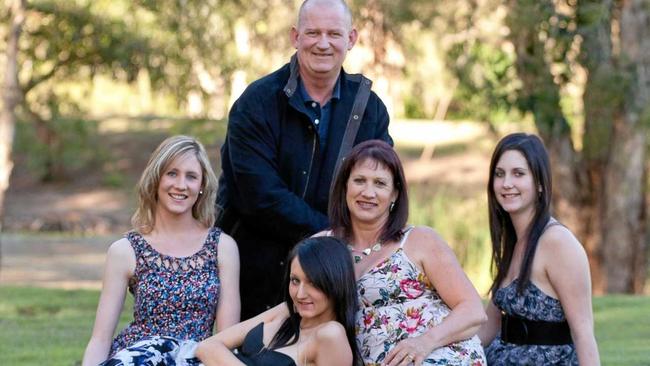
[321,140,487,366]
[82,136,240,365]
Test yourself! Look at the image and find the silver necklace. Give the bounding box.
[347,242,382,263]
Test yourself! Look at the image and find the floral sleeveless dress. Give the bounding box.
[485,279,577,365]
[355,227,486,365]
[109,228,222,356]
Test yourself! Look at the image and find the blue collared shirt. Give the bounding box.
[298,77,341,152]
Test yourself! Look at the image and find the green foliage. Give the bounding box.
[14,115,108,182]
[167,117,229,148]
[24,0,166,90]
[447,42,520,125]
[408,182,493,293]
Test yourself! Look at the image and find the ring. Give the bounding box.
[407,354,414,361]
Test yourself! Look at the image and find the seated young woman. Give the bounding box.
[478,133,599,365]
[195,236,361,366]
[82,135,239,366]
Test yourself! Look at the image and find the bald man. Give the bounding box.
[216,0,392,319]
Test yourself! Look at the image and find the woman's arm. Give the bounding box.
[81,239,135,366]
[385,227,487,366]
[196,303,289,366]
[214,233,240,332]
[542,228,600,365]
[477,300,501,347]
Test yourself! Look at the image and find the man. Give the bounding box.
[217,0,392,320]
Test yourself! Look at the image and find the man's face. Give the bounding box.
[291,1,357,82]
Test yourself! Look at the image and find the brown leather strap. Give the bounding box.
[329,75,373,195]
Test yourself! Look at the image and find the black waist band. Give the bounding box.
[501,312,573,345]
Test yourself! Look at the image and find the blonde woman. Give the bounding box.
[82,135,239,365]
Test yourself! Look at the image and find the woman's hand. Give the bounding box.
[383,335,432,366]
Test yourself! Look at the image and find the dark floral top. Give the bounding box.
[109,228,222,356]
[355,227,486,366]
[485,279,578,365]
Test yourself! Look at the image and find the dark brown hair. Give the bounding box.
[487,133,552,295]
[328,139,408,244]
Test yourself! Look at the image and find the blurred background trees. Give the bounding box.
[1,0,648,293]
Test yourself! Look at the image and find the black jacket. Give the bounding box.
[217,55,392,318]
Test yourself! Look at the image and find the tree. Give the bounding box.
[506,0,649,293]
[1,0,26,270]
[15,0,168,181]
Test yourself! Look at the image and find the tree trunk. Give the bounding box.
[507,0,649,293]
[505,0,594,277]
[0,0,27,271]
[578,0,616,294]
[600,0,650,293]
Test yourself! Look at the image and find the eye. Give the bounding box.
[514,170,525,177]
[290,277,300,285]
[166,171,177,177]
[375,180,387,187]
[494,170,504,178]
[330,31,342,38]
[353,177,364,184]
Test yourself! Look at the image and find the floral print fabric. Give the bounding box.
[485,279,577,365]
[101,336,201,366]
[109,228,222,356]
[355,228,486,366]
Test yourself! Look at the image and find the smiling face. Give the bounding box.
[291,0,357,83]
[156,152,203,217]
[289,257,335,323]
[492,149,538,218]
[345,158,398,227]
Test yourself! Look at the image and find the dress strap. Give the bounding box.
[125,231,146,258]
[399,226,415,248]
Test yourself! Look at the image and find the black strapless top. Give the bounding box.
[235,323,297,366]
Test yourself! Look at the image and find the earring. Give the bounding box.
[390,201,395,212]
[199,190,203,195]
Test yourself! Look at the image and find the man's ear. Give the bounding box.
[347,28,358,49]
[290,26,299,49]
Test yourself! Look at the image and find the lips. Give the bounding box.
[169,193,188,200]
[296,301,314,310]
[501,193,519,199]
[356,200,377,209]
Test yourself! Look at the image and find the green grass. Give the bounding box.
[0,286,133,365]
[0,286,648,365]
[594,296,650,365]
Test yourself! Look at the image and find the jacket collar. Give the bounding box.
[283,53,300,98]
[284,52,345,99]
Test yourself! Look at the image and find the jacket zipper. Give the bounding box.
[302,131,317,198]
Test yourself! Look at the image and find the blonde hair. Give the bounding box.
[131,135,218,233]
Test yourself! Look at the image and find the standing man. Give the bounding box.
[217,0,392,320]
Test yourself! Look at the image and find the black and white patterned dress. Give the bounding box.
[485,279,577,365]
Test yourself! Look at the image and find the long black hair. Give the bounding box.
[268,236,361,366]
[487,133,552,295]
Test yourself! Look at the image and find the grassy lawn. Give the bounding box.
[0,286,648,365]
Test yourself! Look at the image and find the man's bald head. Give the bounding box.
[297,0,353,30]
